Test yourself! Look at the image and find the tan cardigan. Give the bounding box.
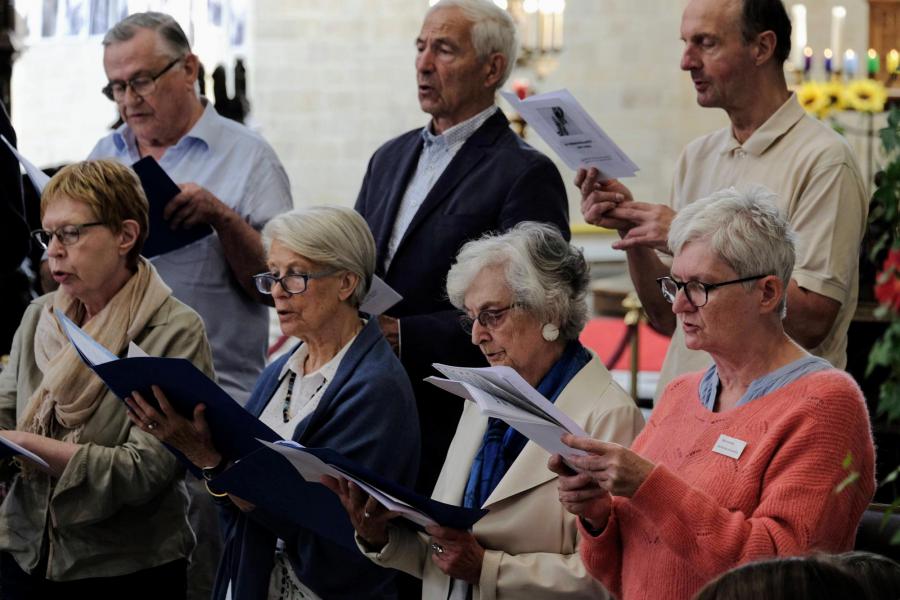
[0,293,214,581]
[362,355,645,600]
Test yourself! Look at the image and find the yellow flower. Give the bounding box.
[820,81,851,116]
[846,79,888,113]
[797,82,829,117]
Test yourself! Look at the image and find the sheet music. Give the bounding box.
[359,275,403,316]
[1,134,51,192]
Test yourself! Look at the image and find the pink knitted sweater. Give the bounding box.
[579,369,875,600]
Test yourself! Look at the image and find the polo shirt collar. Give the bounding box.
[720,93,804,157]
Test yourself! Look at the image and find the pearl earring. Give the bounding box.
[542,323,560,342]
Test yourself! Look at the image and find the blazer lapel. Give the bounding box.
[431,402,488,505]
[389,109,508,266]
[482,357,612,508]
[374,137,424,272]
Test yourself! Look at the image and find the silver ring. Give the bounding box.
[147,422,158,431]
[364,511,371,519]
[430,542,444,555]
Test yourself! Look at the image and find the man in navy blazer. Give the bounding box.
[355,0,569,495]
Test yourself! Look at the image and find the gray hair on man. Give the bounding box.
[446,221,590,341]
[428,0,519,86]
[103,12,191,58]
[262,206,377,307]
[668,185,796,317]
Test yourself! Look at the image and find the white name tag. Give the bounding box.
[712,434,747,460]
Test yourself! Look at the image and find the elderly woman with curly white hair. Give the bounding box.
[327,221,644,600]
[552,187,875,600]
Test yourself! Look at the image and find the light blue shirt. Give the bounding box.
[698,355,832,411]
[89,101,292,404]
[383,105,497,270]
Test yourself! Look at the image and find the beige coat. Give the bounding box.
[364,355,645,599]
[0,293,214,581]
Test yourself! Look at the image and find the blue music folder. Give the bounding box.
[55,310,280,476]
[131,156,213,258]
[209,441,487,551]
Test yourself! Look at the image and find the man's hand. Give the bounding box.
[575,168,633,231]
[606,202,677,253]
[164,183,228,230]
[378,315,400,353]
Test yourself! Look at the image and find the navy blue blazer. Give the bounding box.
[355,108,569,491]
[212,319,420,600]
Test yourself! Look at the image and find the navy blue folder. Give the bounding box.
[209,443,487,551]
[131,156,213,257]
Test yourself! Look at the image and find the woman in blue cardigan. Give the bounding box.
[129,206,420,599]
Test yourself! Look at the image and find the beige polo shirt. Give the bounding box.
[656,94,868,398]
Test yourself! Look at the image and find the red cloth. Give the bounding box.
[579,369,876,600]
[579,317,670,372]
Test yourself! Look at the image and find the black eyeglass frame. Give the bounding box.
[656,274,768,308]
[101,57,184,101]
[458,304,518,334]
[31,222,106,250]
[253,268,340,296]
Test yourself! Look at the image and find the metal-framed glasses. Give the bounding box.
[656,275,768,308]
[458,305,516,334]
[253,268,339,296]
[31,222,106,250]
[101,57,183,101]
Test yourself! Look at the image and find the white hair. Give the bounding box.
[262,206,376,307]
[668,185,796,317]
[428,0,518,87]
[446,222,589,340]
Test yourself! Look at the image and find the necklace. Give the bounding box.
[282,370,326,423]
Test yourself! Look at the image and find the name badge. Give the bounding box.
[712,434,747,460]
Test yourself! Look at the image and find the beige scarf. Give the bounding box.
[18,258,171,443]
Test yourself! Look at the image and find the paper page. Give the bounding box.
[0,436,50,468]
[359,275,403,316]
[55,310,119,366]
[1,135,51,192]
[262,440,438,527]
[127,342,150,358]
[500,89,639,178]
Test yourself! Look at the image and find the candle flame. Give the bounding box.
[832,6,846,18]
[824,48,833,59]
[868,48,877,59]
[803,46,813,58]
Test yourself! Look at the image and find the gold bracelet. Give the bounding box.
[204,480,228,498]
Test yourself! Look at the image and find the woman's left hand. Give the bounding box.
[561,433,655,498]
[125,385,222,469]
[425,525,484,584]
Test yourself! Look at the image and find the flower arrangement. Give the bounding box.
[798,79,888,118]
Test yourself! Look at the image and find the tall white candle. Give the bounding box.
[790,4,807,70]
[831,6,846,71]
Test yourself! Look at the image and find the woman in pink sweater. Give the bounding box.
[549,186,875,600]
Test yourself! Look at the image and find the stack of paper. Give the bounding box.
[426,363,589,458]
[500,88,640,179]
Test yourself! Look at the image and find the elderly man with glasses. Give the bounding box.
[87,12,292,600]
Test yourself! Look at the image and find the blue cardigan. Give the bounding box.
[212,319,420,600]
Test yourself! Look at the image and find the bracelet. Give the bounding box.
[204,479,228,498]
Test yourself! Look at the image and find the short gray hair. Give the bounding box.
[262,206,376,307]
[446,222,589,341]
[668,186,796,317]
[103,12,191,58]
[428,0,518,87]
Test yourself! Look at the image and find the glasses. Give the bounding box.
[102,57,183,101]
[253,268,339,296]
[459,305,516,334]
[31,222,106,250]
[656,275,767,308]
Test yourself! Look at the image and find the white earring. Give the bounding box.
[541,323,560,342]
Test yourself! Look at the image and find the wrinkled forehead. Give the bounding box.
[102,28,171,78]
[681,0,742,39]
[419,6,474,45]
[463,264,513,312]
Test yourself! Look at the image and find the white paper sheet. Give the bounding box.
[501,89,639,178]
[1,134,51,192]
[0,436,50,468]
[359,275,403,316]
[55,310,119,365]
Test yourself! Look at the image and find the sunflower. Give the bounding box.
[797,82,829,116]
[846,79,888,113]
[820,80,852,116]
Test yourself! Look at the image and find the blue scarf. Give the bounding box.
[463,341,591,509]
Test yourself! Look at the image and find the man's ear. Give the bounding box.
[483,52,507,89]
[753,30,777,66]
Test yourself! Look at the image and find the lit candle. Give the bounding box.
[803,46,813,75]
[888,49,900,74]
[868,48,880,77]
[523,0,539,52]
[790,4,808,70]
[844,49,857,78]
[824,48,833,75]
[830,6,846,71]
